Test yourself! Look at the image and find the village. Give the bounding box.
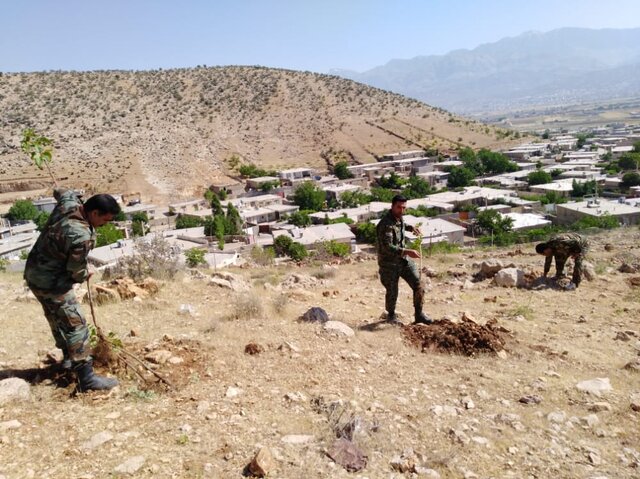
[1,123,640,271]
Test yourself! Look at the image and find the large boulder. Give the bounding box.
[209,272,250,292]
[493,268,525,288]
[477,259,516,278]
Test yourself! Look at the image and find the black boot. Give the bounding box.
[414,311,434,325]
[61,349,72,370]
[74,360,118,391]
[386,312,402,325]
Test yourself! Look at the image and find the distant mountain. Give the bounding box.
[334,28,640,114]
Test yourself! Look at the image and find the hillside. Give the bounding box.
[335,27,640,114]
[0,67,514,201]
[0,228,639,477]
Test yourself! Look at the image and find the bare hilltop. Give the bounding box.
[0,66,518,200]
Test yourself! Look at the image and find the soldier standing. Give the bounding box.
[536,232,589,289]
[25,188,121,391]
[376,195,433,325]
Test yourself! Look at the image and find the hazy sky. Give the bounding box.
[2,0,639,73]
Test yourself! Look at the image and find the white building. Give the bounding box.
[556,199,640,226]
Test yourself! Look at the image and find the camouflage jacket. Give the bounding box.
[376,210,415,266]
[24,189,95,293]
[543,232,589,274]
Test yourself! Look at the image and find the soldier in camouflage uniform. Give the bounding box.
[536,232,589,288]
[376,195,433,325]
[25,188,121,391]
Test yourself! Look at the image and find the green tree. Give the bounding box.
[214,215,226,250]
[622,172,640,188]
[288,211,311,227]
[333,161,353,180]
[204,189,215,203]
[571,180,597,198]
[322,240,350,257]
[225,203,243,235]
[458,147,484,176]
[377,172,406,189]
[274,234,294,256]
[447,166,475,188]
[405,175,433,198]
[95,223,124,247]
[370,187,395,202]
[527,170,552,186]
[184,248,207,268]
[633,141,640,153]
[541,130,550,140]
[339,190,372,208]
[7,200,39,222]
[21,129,56,185]
[131,212,149,237]
[293,182,326,212]
[618,153,640,171]
[210,194,224,216]
[477,149,518,174]
[476,210,514,235]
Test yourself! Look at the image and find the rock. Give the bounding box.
[588,402,612,413]
[619,263,638,274]
[300,307,330,323]
[114,456,145,475]
[144,350,172,365]
[81,431,114,451]
[248,447,277,477]
[225,387,243,398]
[324,321,355,337]
[461,397,475,409]
[244,342,265,355]
[588,451,602,465]
[281,434,314,444]
[449,428,470,444]
[0,378,31,405]
[493,268,525,288]
[496,350,508,360]
[280,273,319,289]
[0,420,21,431]
[615,331,631,341]
[284,392,307,403]
[461,311,477,323]
[576,378,612,396]
[519,394,543,405]
[414,467,441,478]
[604,243,614,251]
[210,272,250,291]
[462,280,475,290]
[168,356,184,365]
[478,259,506,277]
[547,411,566,423]
[471,436,490,446]
[631,396,640,412]
[278,341,300,353]
[580,414,600,428]
[583,261,597,281]
[178,304,196,316]
[624,358,640,372]
[431,405,459,417]
[326,437,368,472]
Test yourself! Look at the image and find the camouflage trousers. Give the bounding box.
[378,259,425,316]
[30,286,91,363]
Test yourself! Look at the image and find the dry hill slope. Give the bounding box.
[0,229,639,478]
[0,67,519,200]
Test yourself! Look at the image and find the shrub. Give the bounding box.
[175,215,203,229]
[570,214,620,230]
[527,170,552,186]
[288,242,308,261]
[184,248,207,268]
[250,246,275,266]
[622,172,640,188]
[355,222,376,244]
[95,223,124,247]
[118,235,180,280]
[228,291,263,320]
[7,200,38,222]
[322,240,350,257]
[288,211,311,227]
[274,235,293,256]
[334,161,353,180]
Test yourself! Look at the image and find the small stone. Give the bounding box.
[497,350,508,360]
[519,395,542,405]
[327,437,367,472]
[144,350,173,365]
[168,356,184,365]
[588,402,612,413]
[588,451,602,465]
[547,411,566,423]
[281,434,314,444]
[461,311,477,323]
[278,341,300,353]
[0,420,22,431]
[461,397,475,409]
[81,431,114,450]
[323,321,355,337]
[576,378,612,396]
[631,397,640,412]
[414,467,441,478]
[580,414,599,428]
[471,436,490,446]
[624,358,640,372]
[113,456,146,475]
[105,411,121,420]
[225,387,243,398]
[248,447,276,477]
[284,392,307,403]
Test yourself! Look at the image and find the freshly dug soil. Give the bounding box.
[403,319,507,356]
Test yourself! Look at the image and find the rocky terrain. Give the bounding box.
[1,227,639,478]
[0,67,518,201]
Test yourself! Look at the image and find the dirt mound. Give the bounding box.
[98,336,208,392]
[403,319,507,356]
